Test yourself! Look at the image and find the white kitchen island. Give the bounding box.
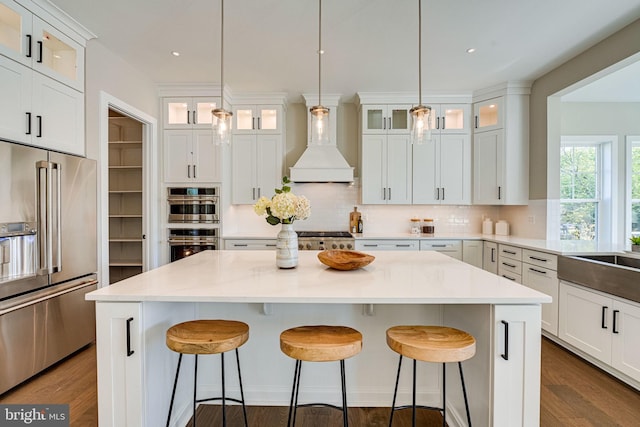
[86,250,550,427]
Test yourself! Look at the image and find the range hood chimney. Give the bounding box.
[289,94,354,182]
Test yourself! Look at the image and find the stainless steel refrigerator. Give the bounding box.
[0,140,98,394]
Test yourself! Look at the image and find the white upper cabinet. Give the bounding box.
[164,129,222,183]
[361,134,412,204]
[361,104,411,134]
[163,97,221,129]
[0,0,84,91]
[472,86,529,205]
[232,105,282,134]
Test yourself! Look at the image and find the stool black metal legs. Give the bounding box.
[287,359,349,427]
[166,349,248,427]
[388,355,472,427]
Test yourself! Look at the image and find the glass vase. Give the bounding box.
[276,223,298,269]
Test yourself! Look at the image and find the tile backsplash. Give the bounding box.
[223,181,502,236]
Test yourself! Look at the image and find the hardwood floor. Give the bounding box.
[1,338,639,426]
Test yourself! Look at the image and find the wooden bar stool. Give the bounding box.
[386,325,476,427]
[165,319,249,427]
[280,325,363,427]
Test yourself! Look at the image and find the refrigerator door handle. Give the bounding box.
[36,160,51,274]
[51,161,62,273]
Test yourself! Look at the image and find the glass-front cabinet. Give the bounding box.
[361,105,410,134]
[0,0,84,91]
[232,105,282,134]
[473,97,504,132]
[163,97,221,129]
[428,104,470,133]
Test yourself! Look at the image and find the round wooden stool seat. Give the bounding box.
[386,325,476,363]
[166,320,249,355]
[280,325,363,362]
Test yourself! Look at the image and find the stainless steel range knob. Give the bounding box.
[306,243,312,249]
[332,243,338,249]
[339,243,345,249]
[347,243,353,249]
[298,244,303,250]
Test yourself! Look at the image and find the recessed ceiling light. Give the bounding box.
[466,48,476,54]
[171,51,180,57]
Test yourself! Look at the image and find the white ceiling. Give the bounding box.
[49,0,640,102]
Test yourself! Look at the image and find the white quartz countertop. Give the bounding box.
[87,250,550,304]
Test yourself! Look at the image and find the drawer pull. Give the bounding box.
[502,275,516,281]
[234,244,248,247]
[363,244,378,247]
[501,320,509,360]
[601,306,608,329]
[529,256,549,262]
[613,310,619,334]
[396,244,411,247]
[502,262,516,268]
[529,267,547,275]
[502,250,517,255]
[265,244,276,247]
[431,244,446,248]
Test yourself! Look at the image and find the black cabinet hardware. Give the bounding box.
[26,34,32,58]
[501,320,509,360]
[26,112,31,135]
[126,317,134,357]
[529,267,547,275]
[613,310,619,334]
[601,306,608,329]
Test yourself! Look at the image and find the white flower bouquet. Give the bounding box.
[253,176,311,225]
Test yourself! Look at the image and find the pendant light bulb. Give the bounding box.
[212,0,232,146]
[411,0,432,145]
[310,0,330,146]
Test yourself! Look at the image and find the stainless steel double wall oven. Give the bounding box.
[167,187,220,262]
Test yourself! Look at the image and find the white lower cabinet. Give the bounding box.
[225,239,277,250]
[522,264,558,336]
[355,240,418,251]
[559,281,640,383]
[95,302,142,427]
[493,304,541,427]
[483,241,498,274]
[462,240,483,268]
[419,239,462,260]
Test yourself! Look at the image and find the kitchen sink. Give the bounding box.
[558,254,640,303]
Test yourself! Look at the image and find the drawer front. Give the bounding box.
[499,258,522,275]
[499,244,522,261]
[498,270,522,284]
[420,240,462,251]
[225,239,277,250]
[522,249,557,270]
[356,240,419,251]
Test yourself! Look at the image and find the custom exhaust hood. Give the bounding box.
[289,94,354,183]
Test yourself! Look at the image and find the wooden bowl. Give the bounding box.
[317,250,375,271]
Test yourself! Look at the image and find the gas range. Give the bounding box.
[296,231,354,251]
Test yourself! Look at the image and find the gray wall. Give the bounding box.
[529,18,640,200]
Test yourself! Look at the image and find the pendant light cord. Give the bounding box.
[318,0,322,107]
[220,0,225,106]
[418,0,422,106]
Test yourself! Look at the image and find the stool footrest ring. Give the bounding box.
[196,397,245,405]
[296,402,345,412]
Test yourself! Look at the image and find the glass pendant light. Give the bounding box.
[310,0,329,146]
[212,0,232,145]
[410,0,432,145]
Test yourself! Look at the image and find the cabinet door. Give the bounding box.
[231,134,257,204]
[163,130,192,182]
[361,105,386,134]
[32,72,84,155]
[412,137,438,204]
[483,241,498,274]
[439,134,470,204]
[473,97,503,132]
[522,264,559,335]
[493,304,541,427]
[0,0,33,67]
[233,105,282,134]
[192,130,220,182]
[255,134,282,200]
[0,58,31,144]
[95,302,143,427]
[473,129,504,204]
[559,282,612,364]
[386,134,412,204]
[32,16,84,92]
[611,299,640,382]
[430,104,470,134]
[462,240,483,268]
[387,105,410,133]
[361,134,386,204]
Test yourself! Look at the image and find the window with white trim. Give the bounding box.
[628,137,640,237]
[560,136,614,241]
